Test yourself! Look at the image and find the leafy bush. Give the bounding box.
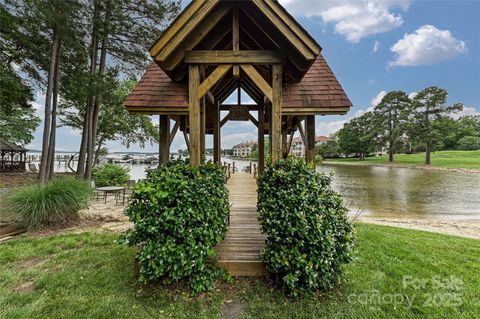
[92,163,129,187]
[121,160,230,294]
[258,158,355,296]
[457,136,480,150]
[1,178,91,229]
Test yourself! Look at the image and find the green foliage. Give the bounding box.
[0,178,91,229]
[258,158,355,296]
[457,136,480,150]
[337,111,379,159]
[316,141,340,159]
[121,160,230,294]
[92,164,129,187]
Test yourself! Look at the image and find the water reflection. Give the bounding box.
[319,164,480,220]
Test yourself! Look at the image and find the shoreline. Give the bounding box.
[355,216,480,240]
[322,160,480,174]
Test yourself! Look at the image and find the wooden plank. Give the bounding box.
[150,0,208,56]
[240,65,273,102]
[305,115,316,165]
[159,115,170,163]
[251,0,316,60]
[264,0,321,55]
[188,65,201,166]
[198,65,232,99]
[232,6,240,77]
[185,50,286,64]
[161,4,231,71]
[155,0,220,61]
[248,113,259,127]
[271,64,283,164]
[200,66,206,164]
[220,113,230,128]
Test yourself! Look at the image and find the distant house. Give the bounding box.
[232,141,257,158]
[290,136,333,157]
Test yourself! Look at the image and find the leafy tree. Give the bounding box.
[337,112,379,159]
[457,136,480,150]
[407,87,463,164]
[61,79,158,164]
[0,62,40,145]
[373,91,410,162]
[316,140,340,159]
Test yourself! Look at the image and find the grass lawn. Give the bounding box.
[326,150,480,169]
[1,224,479,318]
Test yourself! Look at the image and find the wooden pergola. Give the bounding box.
[0,139,27,173]
[124,0,351,173]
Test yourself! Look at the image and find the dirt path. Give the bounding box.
[356,216,480,240]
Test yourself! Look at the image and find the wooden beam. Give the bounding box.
[281,118,288,159]
[258,103,265,176]
[189,65,201,167]
[232,7,240,77]
[159,115,170,164]
[271,64,283,164]
[213,102,221,164]
[154,0,220,60]
[180,116,191,153]
[198,64,232,99]
[220,113,230,127]
[161,4,231,70]
[240,65,273,102]
[185,50,285,64]
[200,66,206,164]
[248,113,259,127]
[251,0,316,60]
[305,115,316,166]
[296,117,306,146]
[169,120,179,147]
[206,90,215,105]
[220,104,258,111]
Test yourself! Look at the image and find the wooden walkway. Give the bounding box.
[215,173,266,276]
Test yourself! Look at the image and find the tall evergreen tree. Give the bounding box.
[373,91,410,162]
[407,87,463,165]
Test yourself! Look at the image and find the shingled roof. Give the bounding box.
[124,54,351,115]
[0,139,27,152]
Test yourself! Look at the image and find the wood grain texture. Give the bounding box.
[215,173,266,276]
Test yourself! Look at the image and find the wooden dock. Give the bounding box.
[215,173,266,276]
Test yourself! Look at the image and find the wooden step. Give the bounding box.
[217,260,267,276]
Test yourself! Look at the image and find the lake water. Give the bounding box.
[49,157,480,220]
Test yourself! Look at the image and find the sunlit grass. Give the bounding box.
[0,224,479,318]
[327,150,480,169]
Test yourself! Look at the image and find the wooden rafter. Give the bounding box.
[240,65,273,102]
[185,50,285,64]
[198,64,232,98]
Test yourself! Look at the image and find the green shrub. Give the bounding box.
[258,158,355,296]
[1,178,91,229]
[457,136,480,150]
[92,163,129,187]
[121,160,230,294]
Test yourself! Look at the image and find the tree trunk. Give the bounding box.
[46,41,62,180]
[388,139,394,163]
[76,110,89,176]
[85,0,111,181]
[93,135,105,168]
[425,141,431,165]
[39,28,59,185]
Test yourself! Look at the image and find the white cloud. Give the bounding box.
[450,106,480,120]
[316,120,348,136]
[389,25,467,67]
[281,0,409,43]
[408,91,418,99]
[371,90,387,107]
[372,40,380,53]
[222,133,257,148]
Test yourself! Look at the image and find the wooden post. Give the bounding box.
[305,115,316,166]
[189,65,201,167]
[232,7,240,78]
[281,118,288,159]
[159,115,170,164]
[214,101,221,164]
[200,66,206,163]
[271,64,283,164]
[258,103,265,176]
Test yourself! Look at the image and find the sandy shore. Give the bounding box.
[322,161,480,174]
[355,216,480,240]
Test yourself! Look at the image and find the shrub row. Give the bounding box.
[121,160,230,294]
[258,158,355,296]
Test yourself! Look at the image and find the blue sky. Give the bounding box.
[27,0,480,153]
